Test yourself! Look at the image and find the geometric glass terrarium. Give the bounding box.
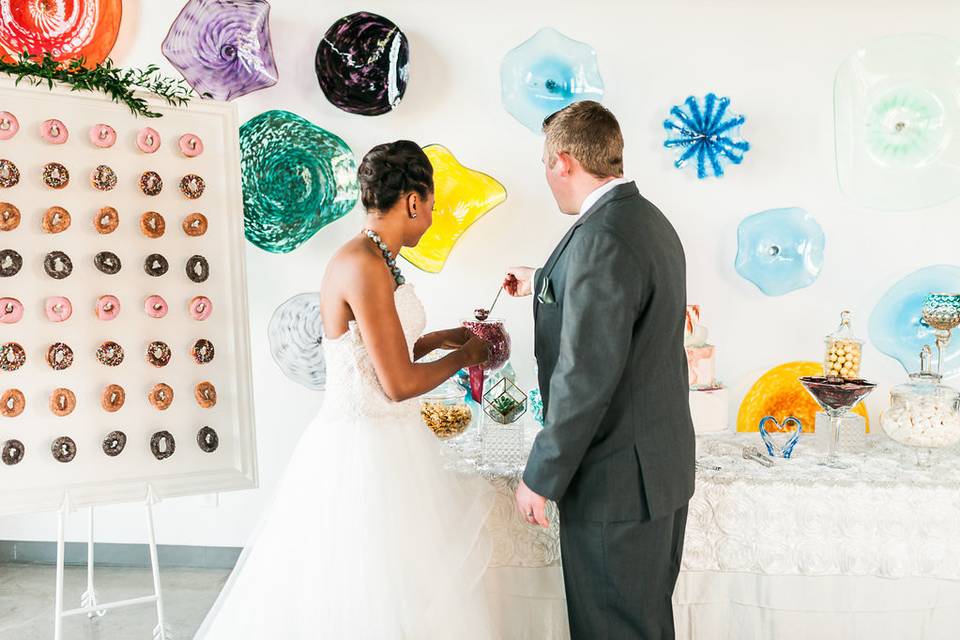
[483,377,527,425]
[480,377,527,467]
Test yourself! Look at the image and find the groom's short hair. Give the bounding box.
[542,101,624,179]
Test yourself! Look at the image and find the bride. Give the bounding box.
[196,141,497,639]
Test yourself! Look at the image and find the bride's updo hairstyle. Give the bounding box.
[358,141,434,215]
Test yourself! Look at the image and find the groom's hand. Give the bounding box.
[504,267,534,297]
[515,480,549,528]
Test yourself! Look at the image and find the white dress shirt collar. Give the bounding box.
[579,177,630,215]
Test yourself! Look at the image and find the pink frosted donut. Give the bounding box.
[45,296,72,322]
[40,119,69,144]
[189,295,212,321]
[178,133,204,157]
[144,295,168,318]
[0,297,23,323]
[0,112,18,141]
[90,124,117,148]
[95,295,121,321]
[137,127,161,153]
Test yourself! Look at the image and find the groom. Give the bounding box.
[506,101,696,639]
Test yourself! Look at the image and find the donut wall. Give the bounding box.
[0,78,256,516]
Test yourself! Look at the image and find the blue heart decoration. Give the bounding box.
[759,416,802,459]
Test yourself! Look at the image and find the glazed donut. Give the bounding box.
[146,341,172,367]
[179,174,205,199]
[94,251,121,275]
[0,112,19,141]
[139,171,162,196]
[136,127,161,154]
[197,426,219,453]
[194,381,217,408]
[90,124,117,148]
[49,388,76,416]
[44,251,73,279]
[90,165,118,191]
[95,295,121,321]
[51,436,76,462]
[185,255,209,283]
[101,384,125,412]
[140,211,165,238]
[178,133,204,157]
[96,341,124,367]
[40,119,68,144]
[144,254,169,277]
[150,430,175,460]
[0,297,23,323]
[0,202,20,230]
[144,295,168,318]
[149,383,174,410]
[1,438,24,465]
[47,342,74,370]
[189,296,212,321]
[94,206,119,234]
[0,159,20,188]
[102,430,126,456]
[0,249,22,276]
[1,389,25,417]
[41,206,71,233]
[0,342,25,371]
[182,212,208,237]
[45,297,73,323]
[42,162,69,189]
[191,339,215,364]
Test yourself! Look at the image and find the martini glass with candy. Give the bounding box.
[462,312,511,402]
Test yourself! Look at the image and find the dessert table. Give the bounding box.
[447,424,960,639]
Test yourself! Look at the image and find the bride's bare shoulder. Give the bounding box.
[322,237,387,293]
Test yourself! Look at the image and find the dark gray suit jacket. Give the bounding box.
[523,181,696,522]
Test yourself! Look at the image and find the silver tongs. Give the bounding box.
[742,446,774,468]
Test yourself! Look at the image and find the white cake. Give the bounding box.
[685,305,729,433]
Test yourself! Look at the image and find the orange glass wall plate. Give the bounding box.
[0,0,122,67]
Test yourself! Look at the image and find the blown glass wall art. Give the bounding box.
[663,93,750,179]
[239,110,358,253]
[315,11,409,116]
[734,207,825,296]
[500,27,604,133]
[399,145,507,273]
[868,265,960,378]
[835,34,960,210]
[268,292,325,390]
[162,0,278,101]
[0,0,121,67]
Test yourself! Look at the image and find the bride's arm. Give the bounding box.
[412,327,471,361]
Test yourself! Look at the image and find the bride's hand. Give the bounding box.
[436,327,471,350]
[459,335,490,367]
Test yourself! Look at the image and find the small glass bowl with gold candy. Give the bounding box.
[824,310,863,380]
[419,380,473,439]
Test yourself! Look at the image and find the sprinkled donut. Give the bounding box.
[44,296,72,322]
[96,341,124,367]
[44,251,73,279]
[140,211,165,238]
[0,159,20,188]
[2,439,24,465]
[41,206,71,233]
[136,127,161,154]
[150,430,175,460]
[42,162,69,189]
[101,384,125,412]
[95,295,121,321]
[90,165,118,191]
[0,249,22,276]
[195,381,217,408]
[0,342,25,371]
[191,339,215,364]
[182,212,207,237]
[0,202,20,230]
[178,133,204,157]
[185,255,209,283]
[197,426,219,453]
[89,124,117,148]
[179,174,205,199]
[1,389,24,417]
[47,342,74,370]
[0,112,19,141]
[51,436,76,462]
[102,430,126,456]
[40,119,68,144]
[144,254,169,277]
[94,251,121,275]
[139,171,163,196]
[149,383,174,410]
[0,297,22,323]
[144,295,168,318]
[146,341,172,367]
[94,206,119,234]
[189,296,212,321]
[49,387,76,416]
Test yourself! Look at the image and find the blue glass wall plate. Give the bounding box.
[835,34,960,210]
[500,27,604,133]
[869,265,960,378]
[734,207,825,296]
[268,292,325,390]
[664,93,750,179]
[240,110,358,253]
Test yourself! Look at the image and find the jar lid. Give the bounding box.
[422,378,466,402]
[825,310,862,345]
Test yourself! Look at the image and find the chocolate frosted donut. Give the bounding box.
[185,255,209,283]
[150,430,175,460]
[94,251,121,275]
[1,389,24,417]
[51,436,76,462]
[42,206,71,233]
[90,165,118,191]
[191,339,215,364]
[148,383,174,410]
[195,381,217,408]
[197,426,219,453]
[1,438,23,465]
[0,202,20,230]
[42,162,69,189]
[44,251,72,279]
[94,206,119,234]
[179,174,205,199]
[0,342,25,371]
[0,159,20,188]
[0,249,22,276]
[144,253,168,277]
[96,341,124,366]
[101,384,125,412]
[102,430,126,456]
[139,211,165,238]
[139,171,162,196]
[47,342,74,370]
[49,387,76,416]
[182,212,208,237]
[146,341,171,367]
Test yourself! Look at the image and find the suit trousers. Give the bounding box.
[559,504,688,640]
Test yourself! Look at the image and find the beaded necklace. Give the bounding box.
[363,229,405,286]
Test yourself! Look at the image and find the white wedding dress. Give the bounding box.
[196,284,496,639]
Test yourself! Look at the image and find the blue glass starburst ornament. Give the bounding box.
[664,93,750,179]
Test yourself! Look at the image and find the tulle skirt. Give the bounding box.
[195,404,497,639]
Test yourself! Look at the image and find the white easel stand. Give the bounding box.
[53,487,172,640]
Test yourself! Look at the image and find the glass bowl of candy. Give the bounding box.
[419,381,473,439]
[461,317,511,372]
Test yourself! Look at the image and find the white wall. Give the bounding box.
[2,0,959,546]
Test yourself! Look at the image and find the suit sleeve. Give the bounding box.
[523,229,643,501]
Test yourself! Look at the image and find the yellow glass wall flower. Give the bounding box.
[737,361,870,434]
[400,144,507,273]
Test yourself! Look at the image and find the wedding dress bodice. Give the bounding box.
[321,284,426,421]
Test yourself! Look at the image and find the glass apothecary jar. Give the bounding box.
[420,380,473,439]
[824,310,863,380]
